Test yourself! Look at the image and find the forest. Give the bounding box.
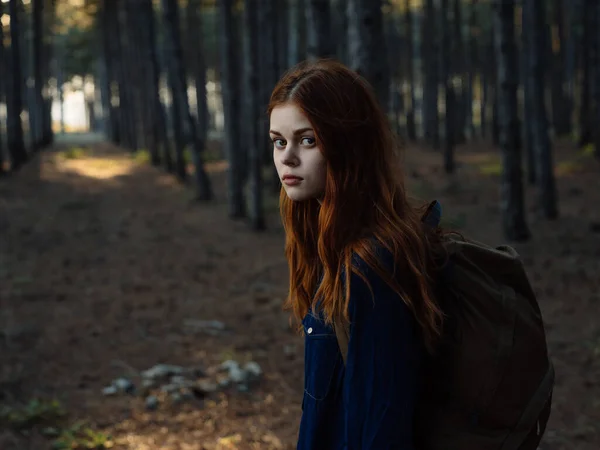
[1,0,599,449]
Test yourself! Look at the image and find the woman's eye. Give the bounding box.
[301,137,315,146]
[273,139,286,149]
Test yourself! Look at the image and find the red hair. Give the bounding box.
[268,59,444,352]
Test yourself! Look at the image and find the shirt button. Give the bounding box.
[307,327,313,334]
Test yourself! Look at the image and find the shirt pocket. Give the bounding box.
[302,313,340,401]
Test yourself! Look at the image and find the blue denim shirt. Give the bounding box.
[297,251,425,450]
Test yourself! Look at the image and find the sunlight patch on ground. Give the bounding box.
[52,154,138,180]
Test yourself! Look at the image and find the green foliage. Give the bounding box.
[580,143,595,157]
[479,161,503,176]
[0,399,112,449]
[58,146,89,159]
[133,148,151,164]
[0,398,66,430]
[51,422,113,450]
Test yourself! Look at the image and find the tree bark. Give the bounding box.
[243,0,266,231]
[30,0,44,151]
[441,0,455,172]
[143,0,172,170]
[332,0,348,63]
[347,0,389,110]
[0,0,6,175]
[99,2,119,143]
[219,0,247,215]
[465,0,478,138]
[520,5,536,185]
[287,0,304,67]
[592,0,600,160]
[525,0,559,218]
[163,0,213,200]
[550,0,571,136]
[275,0,289,74]
[452,0,466,144]
[7,0,27,170]
[186,0,209,145]
[493,0,530,241]
[404,0,417,141]
[110,0,134,149]
[578,0,593,148]
[422,0,439,148]
[564,0,579,137]
[306,0,334,60]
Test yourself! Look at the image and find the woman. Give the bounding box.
[269,59,444,450]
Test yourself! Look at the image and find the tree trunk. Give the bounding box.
[120,2,141,151]
[276,0,289,74]
[112,2,131,148]
[0,0,6,175]
[465,0,478,138]
[441,0,455,172]
[99,3,118,143]
[7,0,27,170]
[219,0,247,215]
[41,1,55,147]
[163,0,213,200]
[186,0,209,146]
[494,0,530,241]
[564,1,579,137]
[126,2,151,151]
[306,0,334,60]
[162,0,188,180]
[578,0,593,148]
[452,0,466,144]
[422,0,439,148]
[525,0,558,218]
[332,0,348,63]
[126,0,157,164]
[404,0,417,141]
[550,0,570,136]
[30,0,44,150]
[143,0,172,170]
[108,0,132,149]
[520,6,536,185]
[385,15,402,133]
[592,0,600,160]
[287,0,304,67]
[347,0,389,110]
[243,0,266,231]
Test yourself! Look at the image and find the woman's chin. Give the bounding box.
[285,189,316,202]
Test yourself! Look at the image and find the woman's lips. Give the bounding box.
[282,175,303,186]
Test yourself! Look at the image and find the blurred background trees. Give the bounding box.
[0,0,599,241]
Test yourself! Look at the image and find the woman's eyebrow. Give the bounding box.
[269,127,314,136]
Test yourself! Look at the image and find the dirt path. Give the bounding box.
[1,137,599,449]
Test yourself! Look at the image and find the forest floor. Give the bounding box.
[1,134,599,450]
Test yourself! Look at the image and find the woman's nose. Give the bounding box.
[281,147,299,167]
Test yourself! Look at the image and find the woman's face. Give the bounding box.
[270,103,327,202]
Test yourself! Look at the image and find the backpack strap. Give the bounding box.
[334,315,350,365]
[422,200,442,229]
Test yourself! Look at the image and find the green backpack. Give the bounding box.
[333,200,554,450]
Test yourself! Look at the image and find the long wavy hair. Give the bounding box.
[269,59,444,352]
